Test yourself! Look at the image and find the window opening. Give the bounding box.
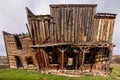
[25,56,34,65]
[14,35,22,49]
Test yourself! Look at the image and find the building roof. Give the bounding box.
[95,13,117,18]
[50,4,97,7]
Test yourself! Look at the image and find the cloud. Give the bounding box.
[0,0,27,33]
[0,0,27,56]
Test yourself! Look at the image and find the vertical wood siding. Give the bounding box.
[94,13,116,42]
[26,5,116,46]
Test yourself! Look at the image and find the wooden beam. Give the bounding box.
[75,53,78,70]
[26,24,32,42]
[58,47,68,72]
[107,46,113,72]
[81,48,85,75]
[79,47,90,75]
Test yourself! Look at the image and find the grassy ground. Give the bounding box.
[110,64,120,79]
[0,64,120,80]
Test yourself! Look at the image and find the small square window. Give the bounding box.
[25,56,34,65]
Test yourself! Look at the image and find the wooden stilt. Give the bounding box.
[75,53,78,70]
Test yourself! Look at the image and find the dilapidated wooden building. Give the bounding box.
[3,4,116,75]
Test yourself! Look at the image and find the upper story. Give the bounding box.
[26,4,116,46]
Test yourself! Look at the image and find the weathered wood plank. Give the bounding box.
[35,20,39,44]
[61,8,64,42]
[64,7,67,42]
[31,20,36,44]
[57,8,60,42]
[40,21,43,43]
[71,7,74,42]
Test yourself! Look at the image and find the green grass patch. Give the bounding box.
[0,64,120,80]
[110,64,120,78]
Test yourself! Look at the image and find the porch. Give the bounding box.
[31,42,114,74]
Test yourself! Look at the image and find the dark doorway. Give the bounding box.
[25,56,34,65]
[14,56,23,68]
[66,53,76,70]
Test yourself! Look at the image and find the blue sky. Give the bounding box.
[0,0,120,56]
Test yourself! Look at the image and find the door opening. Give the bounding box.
[66,53,76,70]
[14,56,23,68]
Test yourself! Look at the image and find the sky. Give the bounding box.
[0,0,120,56]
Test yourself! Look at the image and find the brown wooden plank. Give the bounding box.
[31,20,36,44]
[40,21,43,43]
[75,7,78,42]
[45,20,50,43]
[109,19,115,42]
[64,7,67,42]
[38,21,42,44]
[62,8,65,42]
[35,20,39,44]
[54,8,57,43]
[55,7,60,43]
[79,7,82,42]
[61,8,64,42]
[37,20,41,44]
[72,7,75,42]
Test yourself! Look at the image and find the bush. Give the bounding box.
[113,57,120,63]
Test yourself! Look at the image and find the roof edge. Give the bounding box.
[25,7,34,17]
[50,4,97,7]
[95,13,117,18]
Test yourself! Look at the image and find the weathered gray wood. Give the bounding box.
[26,24,32,42]
[64,7,67,42]
[34,20,38,44]
[57,7,60,42]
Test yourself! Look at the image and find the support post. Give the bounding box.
[81,48,85,74]
[75,53,78,70]
[107,46,113,73]
[58,47,68,72]
[61,50,64,71]
[79,47,90,75]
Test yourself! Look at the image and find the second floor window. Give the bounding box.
[14,35,22,49]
